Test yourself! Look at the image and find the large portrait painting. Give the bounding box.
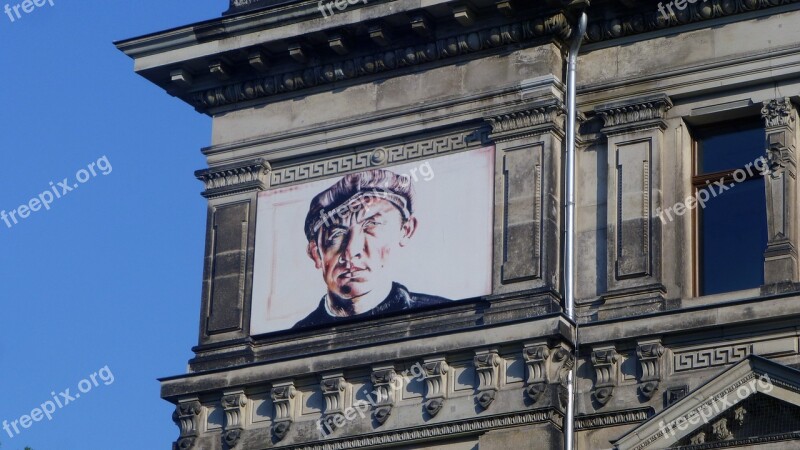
[250,146,495,334]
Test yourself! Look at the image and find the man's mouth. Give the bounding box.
[339,268,366,279]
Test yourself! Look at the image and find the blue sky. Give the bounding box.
[0,1,225,448]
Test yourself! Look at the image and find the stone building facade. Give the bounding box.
[117,0,800,448]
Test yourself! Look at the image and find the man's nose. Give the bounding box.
[343,228,366,262]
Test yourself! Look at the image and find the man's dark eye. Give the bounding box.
[327,230,346,243]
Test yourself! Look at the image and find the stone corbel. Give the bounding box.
[636,341,665,399]
[172,399,203,450]
[221,391,247,448]
[320,374,350,431]
[422,357,449,417]
[474,350,502,409]
[523,343,550,403]
[591,346,619,406]
[760,97,799,285]
[370,366,398,425]
[551,344,575,408]
[270,382,296,441]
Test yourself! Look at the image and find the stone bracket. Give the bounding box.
[422,357,449,417]
[591,346,619,406]
[221,391,247,448]
[173,398,202,450]
[523,343,550,403]
[371,366,398,425]
[636,341,665,399]
[270,382,297,441]
[474,350,502,409]
[321,374,350,431]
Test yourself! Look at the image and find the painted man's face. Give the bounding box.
[307,197,416,302]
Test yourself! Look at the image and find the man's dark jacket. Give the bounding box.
[292,282,449,329]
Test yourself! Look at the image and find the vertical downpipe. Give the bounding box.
[564,10,587,450]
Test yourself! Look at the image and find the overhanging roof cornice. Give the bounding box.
[115,0,800,115]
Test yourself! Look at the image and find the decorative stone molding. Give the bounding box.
[760,97,799,285]
[584,0,799,44]
[277,409,560,450]
[674,345,751,372]
[221,391,247,448]
[270,382,296,441]
[172,399,202,450]
[268,129,484,187]
[422,358,449,417]
[591,347,620,406]
[487,103,566,135]
[712,418,733,440]
[321,374,350,431]
[575,407,653,430]
[370,367,397,425]
[523,343,550,403]
[195,158,270,199]
[665,385,689,406]
[474,350,502,409]
[596,94,672,132]
[762,97,796,128]
[192,15,571,110]
[637,341,665,399]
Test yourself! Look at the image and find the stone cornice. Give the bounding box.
[585,0,800,45]
[191,14,571,111]
[194,158,270,198]
[595,94,672,132]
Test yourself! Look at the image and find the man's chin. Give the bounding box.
[330,281,370,299]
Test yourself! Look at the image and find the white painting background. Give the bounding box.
[250,146,495,335]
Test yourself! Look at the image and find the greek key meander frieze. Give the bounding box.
[269,130,484,187]
[673,345,752,372]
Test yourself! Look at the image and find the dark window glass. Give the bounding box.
[696,121,764,174]
[694,120,767,296]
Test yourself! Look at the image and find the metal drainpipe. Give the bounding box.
[564,9,587,450]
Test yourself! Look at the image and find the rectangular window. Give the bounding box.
[692,119,767,296]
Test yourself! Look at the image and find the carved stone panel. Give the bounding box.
[597,94,670,298]
[204,201,251,336]
[500,144,543,283]
[760,97,799,286]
